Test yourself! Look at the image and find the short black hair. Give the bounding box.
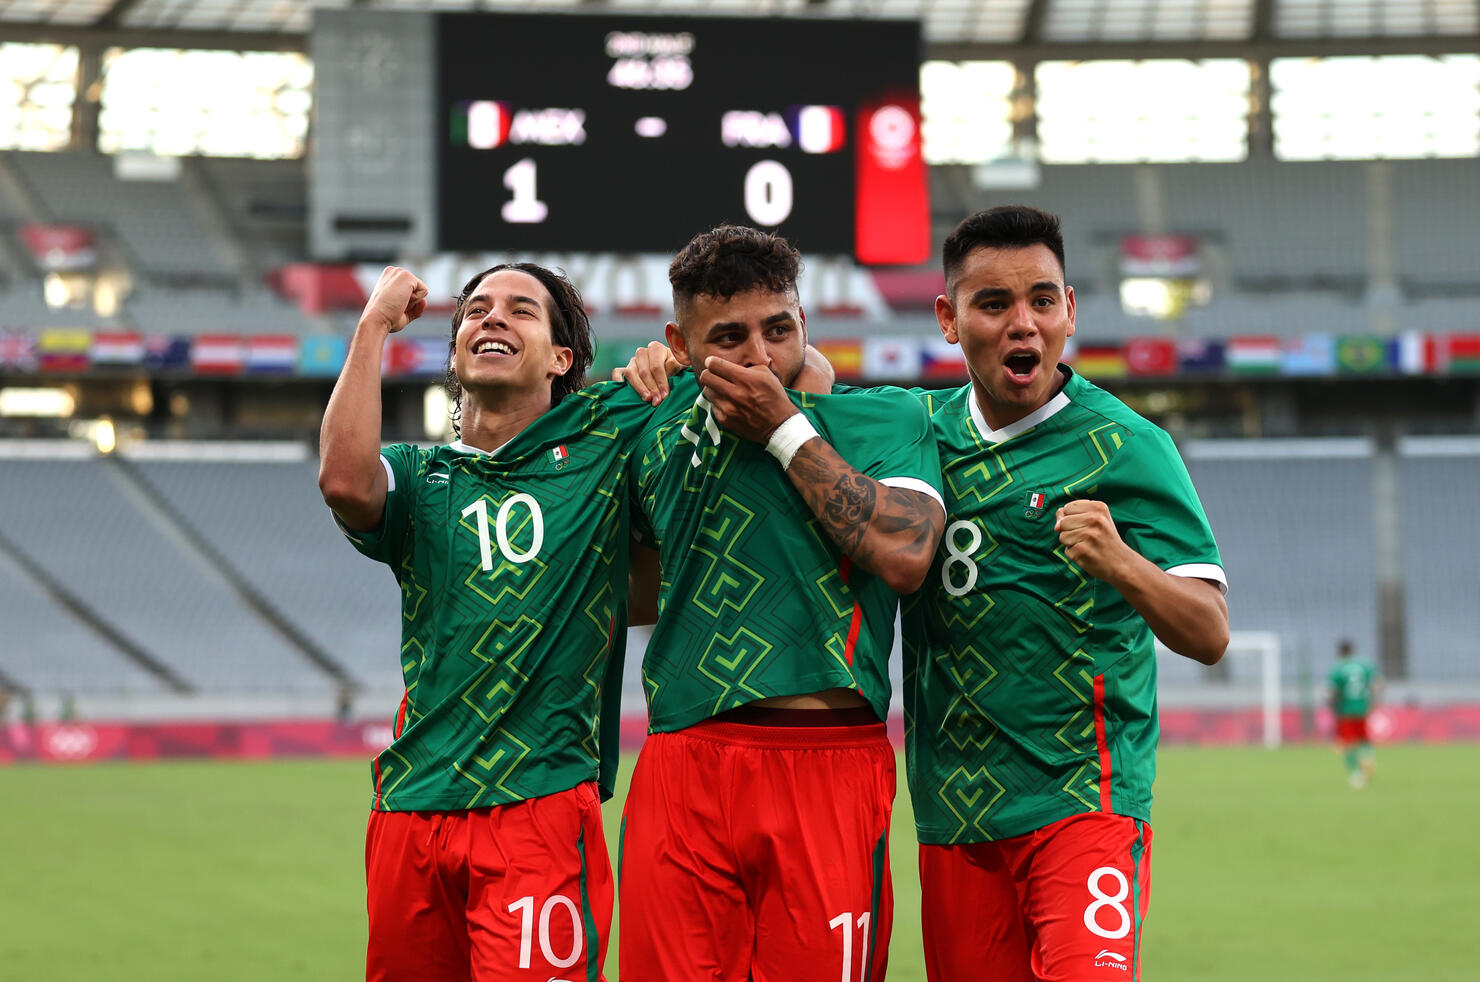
[669,224,802,317]
[942,205,1067,297]
[444,263,593,435]
[1337,638,1355,656]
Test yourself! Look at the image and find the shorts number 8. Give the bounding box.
[1083,866,1132,940]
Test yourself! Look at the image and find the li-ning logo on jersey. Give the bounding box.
[426,469,451,485]
[1024,489,1048,519]
[680,393,722,467]
[1094,950,1129,972]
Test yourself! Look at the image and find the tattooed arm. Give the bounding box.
[697,356,944,594]
[783,439,945,593]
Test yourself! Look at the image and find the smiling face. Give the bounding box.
[451,269,573,402]
[666,287,807,386]
[937,243,1076,431]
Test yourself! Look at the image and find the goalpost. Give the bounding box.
[1158,630,1283,749]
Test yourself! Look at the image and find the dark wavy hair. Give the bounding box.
[443,262,593,436]
[668,224,802,317]
[942,205,1067,298]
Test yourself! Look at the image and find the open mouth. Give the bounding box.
[473,339,516,356]
[1005,351,1039,381]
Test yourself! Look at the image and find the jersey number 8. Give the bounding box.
[941,519,983,597]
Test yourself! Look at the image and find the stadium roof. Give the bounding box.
[0,0,1475,47]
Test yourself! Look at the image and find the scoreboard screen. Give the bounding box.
[436,13,927,262]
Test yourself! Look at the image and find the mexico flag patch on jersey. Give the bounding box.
[549,444,569,469]
[1024,490,1048,519]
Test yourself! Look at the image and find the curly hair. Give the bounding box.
[668,224,802,315]
[942,206,1066,298]
[443,263,593,436]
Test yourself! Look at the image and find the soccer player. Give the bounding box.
[617,225,946,982]
[319,263,656,981]
[901,206,1229,982]
[1329,638,1380,788]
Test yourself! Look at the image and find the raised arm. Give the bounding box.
[698,356,944,594]
[1054,500,1230,665]
[318,266,429,531]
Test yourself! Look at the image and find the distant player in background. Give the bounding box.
[1329,638,1381,788]
[903,206,1229,982]
[618,225,945,982]
[319,263,655,981]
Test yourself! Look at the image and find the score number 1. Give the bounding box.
[498,158,793,227]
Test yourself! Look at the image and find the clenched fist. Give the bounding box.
[360,265,430,335]
[1054,499,1133,583]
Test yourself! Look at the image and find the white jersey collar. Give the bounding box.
[968,384,1072,445]
[449,438,512,457]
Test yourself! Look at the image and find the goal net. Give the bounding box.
[1157,631,1283,749]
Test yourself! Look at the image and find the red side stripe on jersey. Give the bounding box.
[839,556,863,667]
[375,691,410,801]
[1093,673,1112,812]
[394,691,409,739]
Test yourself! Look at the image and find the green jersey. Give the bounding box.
[1329,658,1377,717]
[339,382,655,811]
[902,369,1225,844]
[632,372,943,732]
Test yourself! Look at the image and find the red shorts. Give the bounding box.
[920,812,1152,982]
[1336,716,1369,743]
[619,715,895,982]
[365,781,612,982]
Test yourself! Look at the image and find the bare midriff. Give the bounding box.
[750,687,869,710]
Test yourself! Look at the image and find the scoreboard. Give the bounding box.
[435,13,927,263]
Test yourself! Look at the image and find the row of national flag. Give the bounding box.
[0,331,451,377]
[808,331,1480,381]
[3,329,1480,381]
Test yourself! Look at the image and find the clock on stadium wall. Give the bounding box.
[435,13,928,264]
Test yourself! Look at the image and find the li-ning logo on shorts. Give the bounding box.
[1094,950,1129,972]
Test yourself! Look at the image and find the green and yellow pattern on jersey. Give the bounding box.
[902,369,1225,844]
[340,381,656,811]
[632,372,942,733]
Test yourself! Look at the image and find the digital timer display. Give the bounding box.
[436,13,927,262]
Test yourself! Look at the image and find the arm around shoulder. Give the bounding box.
[780,392,945,595]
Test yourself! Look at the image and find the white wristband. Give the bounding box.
[765,413,819,471]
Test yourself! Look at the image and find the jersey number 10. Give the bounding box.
[462,495,545,570]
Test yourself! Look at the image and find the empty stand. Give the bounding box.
[1395,438,1480,682]
[6,151,235,281]
[0,545,170,695]
[132,454,403,692]
[0,456,334,693]
[1182,439,1380,684]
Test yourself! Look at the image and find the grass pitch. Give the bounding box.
[1,745,1476,981]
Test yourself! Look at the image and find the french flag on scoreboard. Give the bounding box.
[788,105,846,154]
[459,100,512,149]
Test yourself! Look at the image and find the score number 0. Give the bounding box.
[500,158,793,227]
